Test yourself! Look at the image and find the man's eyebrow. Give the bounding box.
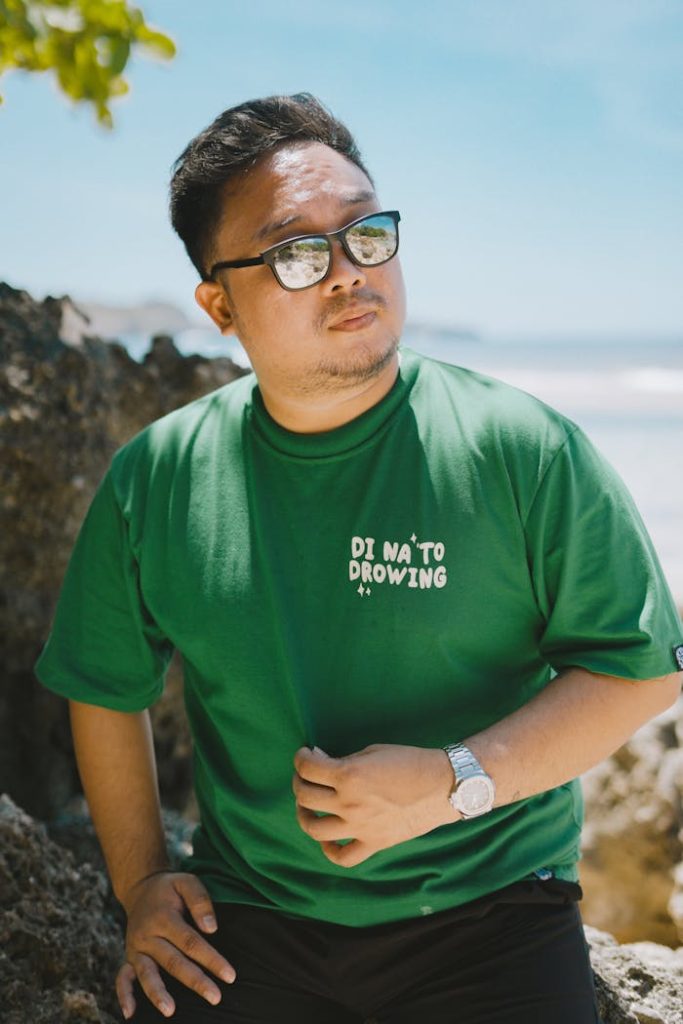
[252,190,376,244]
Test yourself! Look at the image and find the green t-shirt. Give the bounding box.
[34,346,683,927]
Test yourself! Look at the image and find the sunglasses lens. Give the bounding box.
[273,238,330,289]
[269,213,399,289]
[345,213,398,265]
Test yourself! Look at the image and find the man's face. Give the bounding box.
[195,141,407,395]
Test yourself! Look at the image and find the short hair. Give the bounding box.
[169,92,374,281]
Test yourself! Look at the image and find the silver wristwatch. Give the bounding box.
[443,742,496,818]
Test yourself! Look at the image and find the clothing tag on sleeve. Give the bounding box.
[534,868,554,881]
[673,645,683,671]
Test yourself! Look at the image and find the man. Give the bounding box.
[35,93,683,1024]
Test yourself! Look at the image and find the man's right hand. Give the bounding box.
[116,871,237,1020]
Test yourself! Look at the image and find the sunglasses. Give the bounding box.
[207,210,401,291]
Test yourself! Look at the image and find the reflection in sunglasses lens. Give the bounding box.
[346,214,398,265]
[272,214,398,289]
[274,238,329,288]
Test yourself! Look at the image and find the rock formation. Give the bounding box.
[0,794,197,1024]
[586,926,683,1024]
[580,701,683,947]
[1,794,122,1024]
[0,282,248,820]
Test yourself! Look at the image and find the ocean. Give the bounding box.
[122,327,683,606]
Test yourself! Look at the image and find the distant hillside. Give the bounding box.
[74,299,198,339]
[69,299,483,347]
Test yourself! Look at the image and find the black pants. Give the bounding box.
[130,882,601,1023]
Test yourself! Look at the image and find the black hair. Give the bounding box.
[169,92,374,280]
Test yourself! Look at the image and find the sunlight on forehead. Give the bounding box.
[253,188,376,244]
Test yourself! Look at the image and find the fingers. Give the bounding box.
[296,804,348,840]
[120,872,237,1017]
[129,951,178,1018]
[170,919,237,985]
[126,939,228,1018]
[116,961,137,1020]
[127,926,236,1014]
[292,746,340,786]
[174,873,221,937]
[291,774,338,810]
[320,837,370,868]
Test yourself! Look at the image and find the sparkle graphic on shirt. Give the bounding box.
[357,582,364,596]
[410,532,417,543]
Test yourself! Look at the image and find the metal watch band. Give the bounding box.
[442,741,495,818]
[443,741,485,782]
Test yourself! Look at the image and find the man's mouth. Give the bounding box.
[328,309,377,331]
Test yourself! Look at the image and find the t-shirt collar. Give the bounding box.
[248,347,419,460]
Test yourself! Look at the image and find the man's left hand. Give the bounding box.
[292,743,459,867]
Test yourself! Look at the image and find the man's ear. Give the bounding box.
[195,280,235,336]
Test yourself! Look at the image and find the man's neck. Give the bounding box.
[257,352,401,434]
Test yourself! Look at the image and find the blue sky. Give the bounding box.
[1,0,682,339]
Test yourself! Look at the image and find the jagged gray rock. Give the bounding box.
[581,700,683,947]
[0,793,202,1024]
[586,925,683,1024]
[0,282,248,821]
[0,793,123,1024]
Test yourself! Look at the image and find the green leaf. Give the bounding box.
[106,35,129,75]
[135,25,175,59]
[0,0,176,127]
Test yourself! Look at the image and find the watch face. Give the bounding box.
[457,776,495,816]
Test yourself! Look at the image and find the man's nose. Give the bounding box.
[321,238,368,292]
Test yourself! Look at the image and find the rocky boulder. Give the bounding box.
[580,699,683,948]
[0,793,200,1024]
[0,282,248,821]
[0,793,123,1024]
[587,925,683,1024]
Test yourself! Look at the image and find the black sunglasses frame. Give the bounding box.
[207,210,401,291]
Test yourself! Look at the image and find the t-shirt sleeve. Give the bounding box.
[523,425,683,680]
[34,467,174,710]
